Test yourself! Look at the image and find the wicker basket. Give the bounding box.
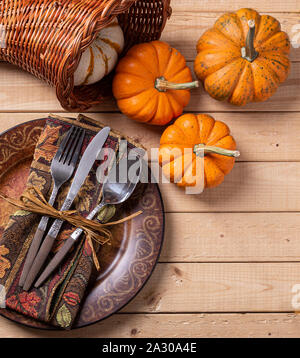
[0,0,172,111]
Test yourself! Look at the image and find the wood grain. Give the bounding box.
[171,0,299,13]
[1,313,300,338]
[122,262,300,313]
[162,12,300,61]
[1,112,300,162]
[0,55,299,113]
[160,162,300,213]
[162,213,300,262]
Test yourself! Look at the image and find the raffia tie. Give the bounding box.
[0,187,142,270]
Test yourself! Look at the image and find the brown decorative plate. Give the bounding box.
[0,119,164,330]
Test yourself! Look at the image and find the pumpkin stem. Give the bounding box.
[194,144,240,158]
[241,20,258,63]
[155,76,199,92]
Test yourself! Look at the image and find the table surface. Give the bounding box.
[1,0,300,338]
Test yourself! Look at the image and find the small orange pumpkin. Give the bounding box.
[159,113,239,189]
[194,8,290,106]
[112,41,198,125]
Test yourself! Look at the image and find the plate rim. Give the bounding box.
[0,118,165,331]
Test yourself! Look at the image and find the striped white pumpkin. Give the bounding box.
[74,18,124,86]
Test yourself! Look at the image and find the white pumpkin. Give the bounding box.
[74,18,124,86]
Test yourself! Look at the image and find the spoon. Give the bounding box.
[34,154,142,288]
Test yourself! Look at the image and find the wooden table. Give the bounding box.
[1,0,300,338]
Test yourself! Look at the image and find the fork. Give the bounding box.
[19,125,85,287]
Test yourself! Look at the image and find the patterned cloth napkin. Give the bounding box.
[0,114,143,329]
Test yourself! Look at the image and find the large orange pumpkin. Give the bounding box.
[112,41,198,125]
[194,8,290,106]
[159,114,239,189]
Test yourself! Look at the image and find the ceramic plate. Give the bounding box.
[0,119,164,329]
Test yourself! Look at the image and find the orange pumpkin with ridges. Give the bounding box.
[159,114,239,188]
[113,41,198,125]
[194,8,290,106]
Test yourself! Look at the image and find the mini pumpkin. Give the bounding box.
[159,113,239,189]
[194,8,290,106]
[74,18,124,86]
[112,41,199,125]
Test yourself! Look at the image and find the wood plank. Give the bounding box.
[0,116,299,212]
[162,213,300,262]
[159,162,300,213]
[162,12,300,61]
[1,60,299,112]
[171,0,299,13]
[122,263,300,313]
[0,112,300,162]
[0,63,70,112]
[1,313,300,337]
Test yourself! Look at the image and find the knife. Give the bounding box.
[34,141,132,288]
[23,126,111,291]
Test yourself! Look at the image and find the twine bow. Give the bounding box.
[0,187,142,270]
